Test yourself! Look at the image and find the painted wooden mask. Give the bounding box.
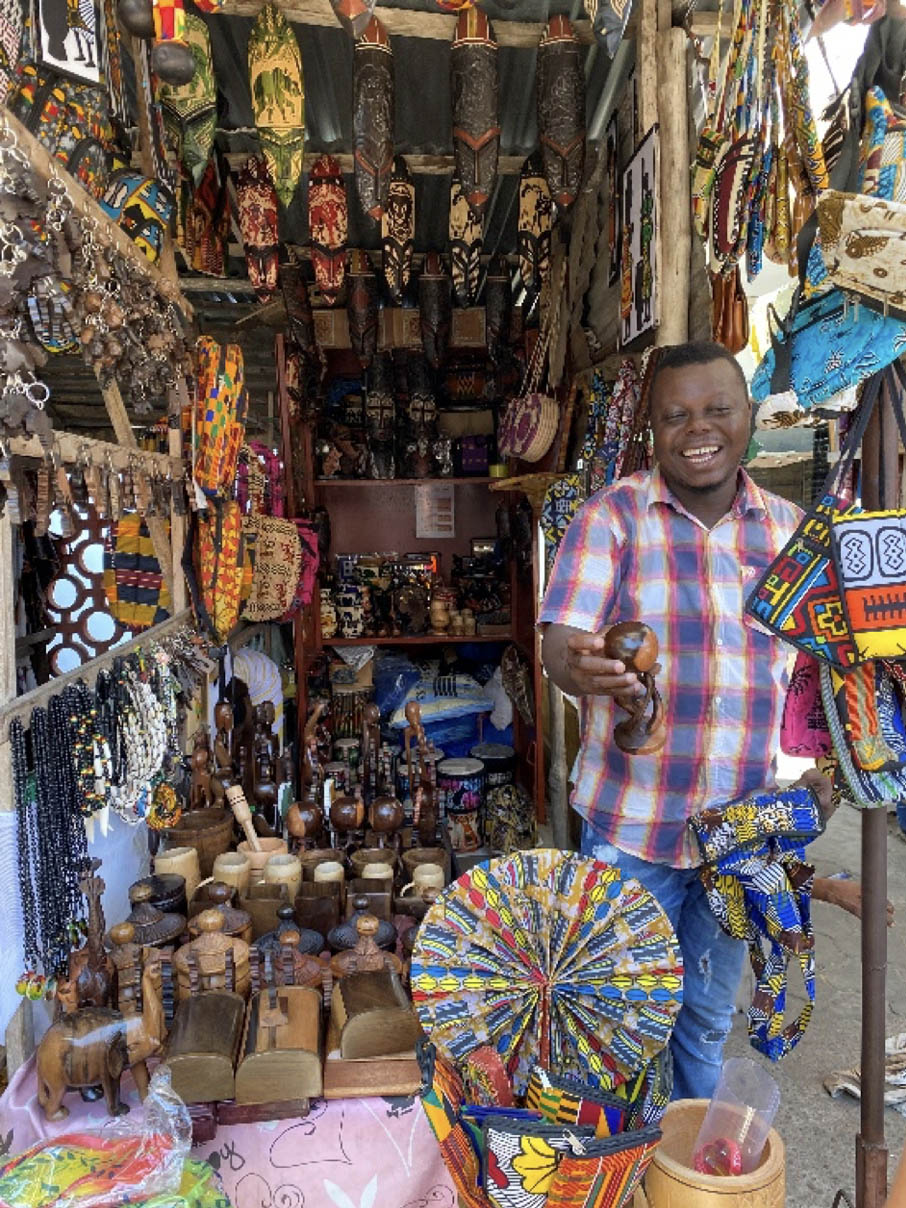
[236,156,280,300]
[248,2,305,208]
[329,0,374,40]
[449,179,482,307]
[353,17,394,222]
[537,16,586,212]
[518,154,553,295]
[419,252,452,369]
[157,13,216,187]
[347,249,379,369]
[308,154,348,305]
[451,9,499,217]
[484,255,512,367]
[382,155,415,304]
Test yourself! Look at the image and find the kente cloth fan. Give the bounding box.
[410,850,683,1097]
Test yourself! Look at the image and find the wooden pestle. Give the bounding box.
[226,784,262,852]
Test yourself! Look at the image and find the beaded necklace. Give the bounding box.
[13,704,88,999]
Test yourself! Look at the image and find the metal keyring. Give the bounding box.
[25,380,49,409]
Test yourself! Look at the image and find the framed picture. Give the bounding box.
[606,111,620,287]
[38,0,100,84]
[619,125,659,348]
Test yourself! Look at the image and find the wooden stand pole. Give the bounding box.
[655,27,691,346]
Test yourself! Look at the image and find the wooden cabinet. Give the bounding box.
[275,337,545,824]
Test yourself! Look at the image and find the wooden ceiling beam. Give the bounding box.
[217,0,593,47]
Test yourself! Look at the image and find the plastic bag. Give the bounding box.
[0,1068,191,1208]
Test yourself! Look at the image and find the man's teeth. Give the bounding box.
[681,446,719,458]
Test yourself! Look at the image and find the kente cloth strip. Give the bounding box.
[103,515,171,633]
[690,785,823,1061]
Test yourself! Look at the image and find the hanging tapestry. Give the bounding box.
[537,16,585,211]
[236,155,280,300]
[485,254,512,367]
[308,153,348,305]
[382,154,415,304]
[450,178,482,306]
[518,154,553,294]
[353,16,394,222]
[620,127,659,348]
[156,12,216,186]
[347,248,379,368]
[419,251,453,369]
[451,8,499,217]
[248,2,305,208]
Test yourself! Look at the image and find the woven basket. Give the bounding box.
[498,391,559,462]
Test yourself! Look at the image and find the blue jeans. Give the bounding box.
[581,821,746,1101]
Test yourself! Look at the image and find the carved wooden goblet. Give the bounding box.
[602,621,666,755]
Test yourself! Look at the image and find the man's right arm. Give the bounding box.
[541,623,646,702]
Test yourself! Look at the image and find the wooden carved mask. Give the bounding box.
[236,156,280,300]
[484,255,512,367]
[537,16,586,212]
[248,2,305,208]
[353,17,394,222]
[449,179,482,306]
[419,252,453,369]
[518,154,553,295]
[382,155,415,304]
[309,154,348,305]
[347,249,379,369]
[451,9,499,217]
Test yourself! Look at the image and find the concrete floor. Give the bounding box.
[721,804,906,1208]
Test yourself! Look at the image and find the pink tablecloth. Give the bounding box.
[0,1058,457,1208]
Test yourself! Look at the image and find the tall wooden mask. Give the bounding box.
[236,156,280,300]
[347,249,379,369]
[309,154,348,305]
[518,154,553,295]
[484,255,512,367]
[248,2,305,208]
[382,155,415,304]
[419,252,452,370]
[280,261,317,358]
[451,9,499,217]
[353,17,394,222]
[537,16,586,211]
[328,0,374,40]
[449,179,482,307]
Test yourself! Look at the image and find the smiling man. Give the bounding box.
[540,340,828,1099]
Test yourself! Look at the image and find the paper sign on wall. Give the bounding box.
[415,483,455,539]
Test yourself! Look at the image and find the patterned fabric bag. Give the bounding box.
[545,1128,662,1208]
[829,362,906,662]
[744,368,889,668]
[191,501,250,642]
[819,660,906,806]
[103,514,171,632]
[241,514,303,622]
[779,652,832,758]
[100,170,175,262]
[525,1068,629,1139]
[193,336,248,498]
[689,785,825,1061]
[817,189,906,320]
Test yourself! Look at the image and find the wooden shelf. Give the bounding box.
[327,634,511,647]
[317,477,502,487]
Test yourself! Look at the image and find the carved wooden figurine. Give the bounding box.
[66,860,114,1010]
[211,701,236,805]
[405,703,437,845]
[330,787,365,851]
[286,798,324,849]
[362,702,381,801]
[602,621,666,755]
[189,730,214,811]
[36,957,165,1120]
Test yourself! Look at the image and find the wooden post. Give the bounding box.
[547,682,570,849]
[655,27,691,346]
[637,0,659,139]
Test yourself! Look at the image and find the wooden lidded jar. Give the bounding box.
[187,882,253,945]
[173,909,251,1002]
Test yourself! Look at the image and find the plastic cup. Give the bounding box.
[691,1057,780,1176]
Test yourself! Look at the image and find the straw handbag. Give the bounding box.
[498,327,559,462]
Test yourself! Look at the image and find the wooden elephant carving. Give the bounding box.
[36,958,164,1121]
